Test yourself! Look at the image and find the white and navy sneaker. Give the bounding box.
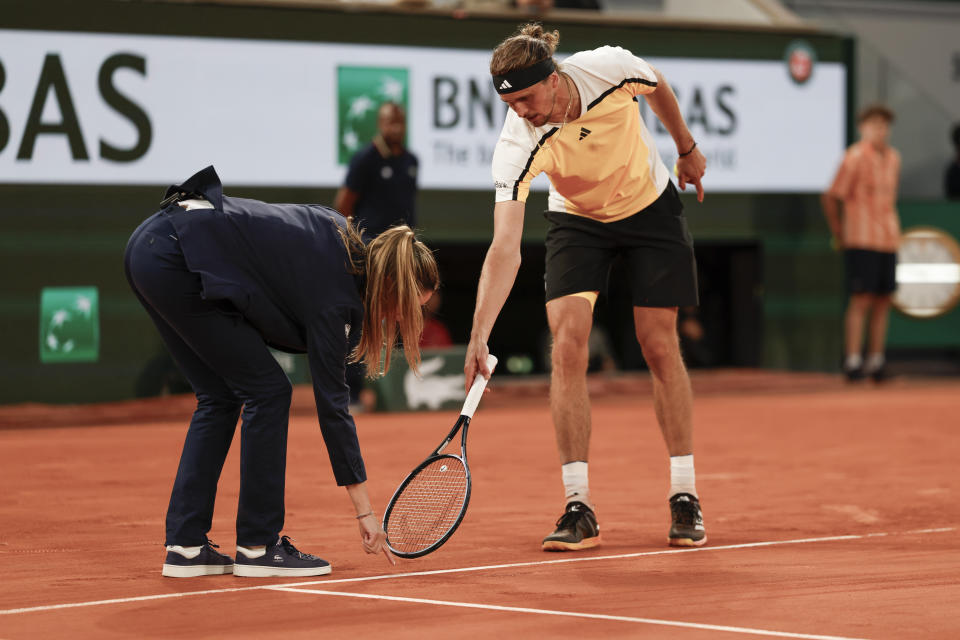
[233,535,332,577]
[668,493,707,547]
[162,539,233,577]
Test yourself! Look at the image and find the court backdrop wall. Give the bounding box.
[0,0,869,404]
[0,29,846,192]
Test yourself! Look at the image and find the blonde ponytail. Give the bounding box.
[352,225,439,378]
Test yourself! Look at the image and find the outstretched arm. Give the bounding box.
[645,67,706,202]
[464,199,525,390]
[346,482,395,565]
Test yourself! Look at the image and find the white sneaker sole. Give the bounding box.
[233,564,332,578]
[162,564,233,578]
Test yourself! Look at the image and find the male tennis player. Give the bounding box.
[464,24,708,550]
[125,166,437,576]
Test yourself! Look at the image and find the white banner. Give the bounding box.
[0,29,845,192]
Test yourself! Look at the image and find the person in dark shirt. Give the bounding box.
[946,122,960,200]
[335,102,419,239]
[124,166,440,578]
[336,102,420,408]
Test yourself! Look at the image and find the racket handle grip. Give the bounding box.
[461,354,497,418]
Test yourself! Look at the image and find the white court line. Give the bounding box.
[269,586,868,640]
[0,527,952,617]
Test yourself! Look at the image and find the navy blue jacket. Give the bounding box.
[163,166,366,486]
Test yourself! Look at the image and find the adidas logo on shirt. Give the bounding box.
[578,127,592,141]
[498,79,512,90]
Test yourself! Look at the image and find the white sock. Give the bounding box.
[845,353,863,370]
[562,461,590,507]
[236,545,266,559]
[165,545,202,559]
[670,454,697,498]
[864,353,885,373]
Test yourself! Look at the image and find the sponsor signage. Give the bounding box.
[0,29,845,192]
[371,346,468,412]
[336,65,409,164]
[39,286,99,363]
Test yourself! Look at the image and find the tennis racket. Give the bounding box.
[383,354,498,558]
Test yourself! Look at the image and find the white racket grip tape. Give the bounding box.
[461,354,498,418]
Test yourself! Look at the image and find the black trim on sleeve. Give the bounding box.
[587,77,657,111]
[512,127,559,201]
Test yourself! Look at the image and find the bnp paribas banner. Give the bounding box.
[0,29,845,192]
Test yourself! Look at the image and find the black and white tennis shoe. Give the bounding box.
[541,501,601,551]
[668,493,707,547]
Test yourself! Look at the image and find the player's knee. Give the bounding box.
[551,332,589,372]
[639,335,679,371]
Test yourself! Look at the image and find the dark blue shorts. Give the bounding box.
[844,249,897,295]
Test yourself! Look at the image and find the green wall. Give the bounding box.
[0,186,834,404]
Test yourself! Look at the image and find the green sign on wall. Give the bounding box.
[370,346,467,412]
[336,65,409,164]
[39,287,100,363]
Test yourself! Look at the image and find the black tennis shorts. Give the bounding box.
[544,181,698,307]
[844,249,897,295]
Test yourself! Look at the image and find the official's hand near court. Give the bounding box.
[358,513,396,565]
[676,145,707,203]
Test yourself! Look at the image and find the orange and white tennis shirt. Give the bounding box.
[492,46,671,222]
[827,141,901,252]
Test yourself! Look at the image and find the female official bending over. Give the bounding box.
[124,166,438,577]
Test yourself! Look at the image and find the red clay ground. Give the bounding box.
[1,371,958,639]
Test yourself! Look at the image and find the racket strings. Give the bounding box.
[386,457,468,554]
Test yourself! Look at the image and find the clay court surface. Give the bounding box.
[1,370,958,639]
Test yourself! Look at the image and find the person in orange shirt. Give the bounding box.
[822,104,901,382]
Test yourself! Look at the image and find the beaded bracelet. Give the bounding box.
[679,141,697,157]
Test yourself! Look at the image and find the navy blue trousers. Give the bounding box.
[124,210,291,547]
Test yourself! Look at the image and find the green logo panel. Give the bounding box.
[39,287,100,363]
[337,66,409,165]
